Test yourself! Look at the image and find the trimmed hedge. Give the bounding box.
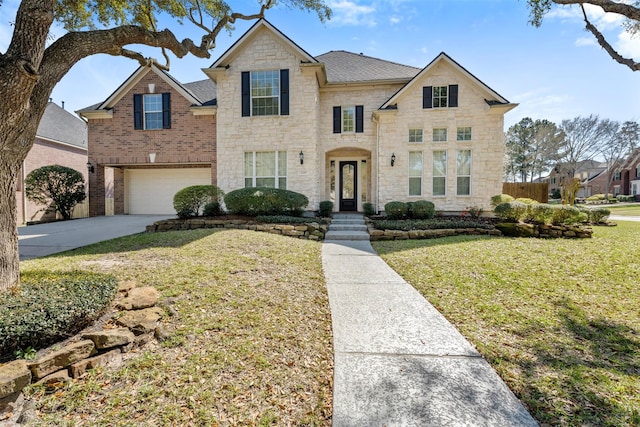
[224,187,308,216]
[372,219,493,231]
[616,195,635,203]
[319,201,333,217]
[494,201,528,222]
[363,202,375,217]
[529,203,555,224]
[173,185,224,219]
[203,201,224,217]
[411,200,436,220]
[384,201,408,220]
[255,215,322,224]
[491,194,515,208]
[0,271,118,361]
[551,205,582,225]
[578,206,611,224]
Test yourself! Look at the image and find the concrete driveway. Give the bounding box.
[18,215,172,260]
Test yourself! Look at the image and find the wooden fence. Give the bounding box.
[502,182,549,203]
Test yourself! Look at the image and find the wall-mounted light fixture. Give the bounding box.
[391,153,396,167]
[299,151,304,165]
[86,161,94,174]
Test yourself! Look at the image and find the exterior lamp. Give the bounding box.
[86,161,94,173]
[299,151,304,165]
[391,153,396,167]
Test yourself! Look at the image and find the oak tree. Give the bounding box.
[0,0,330,291]
[527,0,640,71]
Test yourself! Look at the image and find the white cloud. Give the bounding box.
[390,16,402,25]
[617,31,640,58]
[328,0,377,27]
[575,37,596,47]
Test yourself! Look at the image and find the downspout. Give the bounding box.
[372,112,380,213]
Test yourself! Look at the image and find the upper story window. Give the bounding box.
[333,105,364,134]
[133,93,171,130]
[614,171,622,181]
[241,69,289,117]
[423,84,458,109]
[636,165,640,178]
[457,127,472,141]
[433,128,447,142]
[409,129,423,143]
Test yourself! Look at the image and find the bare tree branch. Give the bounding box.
[555,0,640,21]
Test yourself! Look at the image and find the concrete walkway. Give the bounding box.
[322,214,538,427]
[610,214,640,222]
[18,215,172,260]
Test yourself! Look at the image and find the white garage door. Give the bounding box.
[125,168,212,214]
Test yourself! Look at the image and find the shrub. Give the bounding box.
[410,200,436,220]
[515,197,539,205]
[466,206,484,219]
[372,219,492,231]
[384,201,408,220]
[255,215,320,224]
[363,202,376,217]
[490,194,515,208]
[494,201,528,222]
[0,271,117,360]
[616,194,635,203]
[173,185,224,219]
[203,201,224,217]
[550,188,561,200]
[319,201,333,217]
[550,205,582,225]
[578,206,611,224]
[529,204,555,224]
[25,165,86,220]
[224,187,308,216]
[586,194,606,202]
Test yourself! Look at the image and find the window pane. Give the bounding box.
[343,106,355,132]
[278,177,287,189]
[457,177,470,195]
[409,177,422,196]
[251,70,279,116]
[456,150,471,176]
[244,152,253,179]
[256,177,276,188]
[409,128,423,143]
[409,152,422,177]
[255,152,275,177]
[433,150,446,196]
[143,94,162,130]
[433,177,446,196]
[245,178,253,187]
[433,128,447,142]
[277,151,287,176]
[433,86,448,108]
[457,127,472,141]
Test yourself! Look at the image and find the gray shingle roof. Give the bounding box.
[37,102,87,148]
[183,79,217,105]
[315,50,420,83]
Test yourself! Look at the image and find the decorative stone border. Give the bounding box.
[495,222,593,238]
[146,218,328,240]
[0,282,175,425]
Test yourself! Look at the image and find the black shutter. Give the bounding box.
[355,105,364,133]
[333,106,341,133]
[423,86,433,109]
[448,84,458,108]
[280,69,289,116]
[241,71,250,117]
[162,93,171,129]
[133,94,143,129]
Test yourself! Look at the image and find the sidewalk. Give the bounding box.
[322,214,538,426]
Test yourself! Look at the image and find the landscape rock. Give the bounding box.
[0,392,24,425]
[117,280,136,294]
[28,340,96,380]
[116,286,159,310]
[36,370,71,387]
[0,360,31,399]
[69,349,122,379]
[116,307,164,335]
[83,328,135,350]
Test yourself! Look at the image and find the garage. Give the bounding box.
[125,168,212,214]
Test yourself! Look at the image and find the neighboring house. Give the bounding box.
[79,19,516,215]
[614,148,640,197]
[16,101,88,224]
[545,160,606,198]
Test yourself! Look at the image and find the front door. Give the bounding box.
[339,161,358,211]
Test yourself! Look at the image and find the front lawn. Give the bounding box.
[373,223,640,427]
[21,229,332,426]
[607,203,640,217]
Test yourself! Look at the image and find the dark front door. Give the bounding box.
[339,161,358,211]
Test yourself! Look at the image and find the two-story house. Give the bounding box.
[80,19,516,215]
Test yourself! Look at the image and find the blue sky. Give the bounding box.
[1,0,639,128]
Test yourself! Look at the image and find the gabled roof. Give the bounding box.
[620,148,640,170]
[37,102,87,149]
[77,64,216,118]
[315,51,419,84]
[210,19,317,69]
[380,52,516,111]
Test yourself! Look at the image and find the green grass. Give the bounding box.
[373,223,640,427]
[607,203,640,216]
[21,229,332,426]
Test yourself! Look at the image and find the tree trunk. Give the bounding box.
[0,153,24,291]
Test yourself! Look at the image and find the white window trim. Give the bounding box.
[409,128,423,144]
[244,151,287,189]
[251,70,280,117]
[457,127,472,141]
[143,94,162,130]
[433,127,447,142]
[433,85,448,108]
[342,105,355,133]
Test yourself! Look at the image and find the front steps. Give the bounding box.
[325,213,370,241]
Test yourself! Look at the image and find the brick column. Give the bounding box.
[113,168,125,215]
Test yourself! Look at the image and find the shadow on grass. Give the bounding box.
[31,228,226,260]
[515,297,640,426]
